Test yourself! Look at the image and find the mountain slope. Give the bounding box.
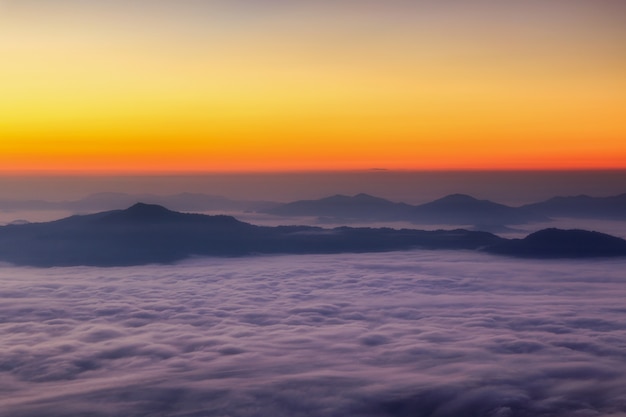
[410,194,547,225]
[0,203,256,266]
[522,193,626,220]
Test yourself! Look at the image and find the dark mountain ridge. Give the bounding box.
[97,202,245,226]
[4,192,625,227]
[485,228,626,258]
[0,203,502,267]
[1,203,625,267]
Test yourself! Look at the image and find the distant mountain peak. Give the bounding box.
[411,193,548,225]
[315,194,391,204]
[262,193,410,220]
[353,193,376,199]
[8,219,31,226]
[102,202,181,223]
[126,202,174,215]
[352,193,389,202]
[436,194,479,203]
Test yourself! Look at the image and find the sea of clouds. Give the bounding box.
[1,251,625,416]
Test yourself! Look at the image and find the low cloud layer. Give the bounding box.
[1,251,626,416]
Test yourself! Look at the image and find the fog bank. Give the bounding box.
[1,252,625,416]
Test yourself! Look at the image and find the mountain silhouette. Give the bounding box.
[411,194,547,226]
[0,203,256,266]
[261,193,414,222]
[485,228,626,258]
[522,193,626,220]
[101,202,184,223]
[5,191,625,225]
[1,204,624,266]
[0,203,500,267]
[263,193,547,226]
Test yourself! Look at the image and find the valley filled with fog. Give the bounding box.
[1,251,625,416]
[2,0,625,412]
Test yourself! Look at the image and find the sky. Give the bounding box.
[2,251,626,416]
[1,0,626,173]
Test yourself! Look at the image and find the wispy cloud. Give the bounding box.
[1,251,625,415]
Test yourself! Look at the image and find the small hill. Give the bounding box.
[485,228,626,258]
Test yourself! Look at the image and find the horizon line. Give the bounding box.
[3,167,626,177]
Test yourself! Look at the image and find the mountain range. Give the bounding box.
[0,203,624,267]
[261,193,548,226]
[2,192,625,229]
[263,192,626,225]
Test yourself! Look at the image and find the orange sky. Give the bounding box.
[1,1,625,173]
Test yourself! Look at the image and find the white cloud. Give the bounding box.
[1,251,625,416]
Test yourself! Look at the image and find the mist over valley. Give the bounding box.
[1,252,625,416]
[1,174,625,415]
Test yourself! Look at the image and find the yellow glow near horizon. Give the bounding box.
[1,2,625,173]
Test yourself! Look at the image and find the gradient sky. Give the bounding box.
[1,0,625,173]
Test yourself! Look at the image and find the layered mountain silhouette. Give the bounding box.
[0,203,624,267]
[4,192,625,225]
[522,193,626,220]
[0,203,502,267]
[262,193,547,226]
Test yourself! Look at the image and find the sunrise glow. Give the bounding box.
[1,1,625,173]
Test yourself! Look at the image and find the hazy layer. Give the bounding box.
[1,252,625,416]
[1,171,625,204]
